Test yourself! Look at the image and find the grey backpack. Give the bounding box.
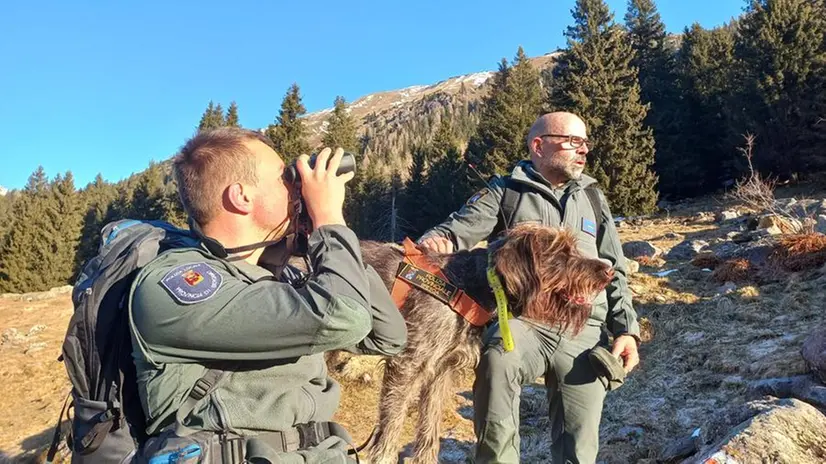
[46,219,200,463]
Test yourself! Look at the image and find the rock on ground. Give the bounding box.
[802,327,826,384]
[715,210,740,222]
[622,241,661,259]
[666,240,709,262]
[757,215,801,234]
[692,398,826,464]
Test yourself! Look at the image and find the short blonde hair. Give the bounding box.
[173,127,272,224]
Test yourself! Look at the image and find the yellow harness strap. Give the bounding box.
[486,252,514,352]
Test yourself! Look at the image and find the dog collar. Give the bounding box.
[487,251,515,352]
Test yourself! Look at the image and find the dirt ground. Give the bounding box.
[2,190,825,463]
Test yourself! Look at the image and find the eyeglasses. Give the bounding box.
[539,133,591,149]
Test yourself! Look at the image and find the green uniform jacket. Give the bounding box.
[419,160,640,339]
[128,224,408,440]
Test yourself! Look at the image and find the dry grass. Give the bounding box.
[712,258,755,283]
[769,233,826,272]
[635,255,665,268]
[692,252,722,270]
[0,295,73,461]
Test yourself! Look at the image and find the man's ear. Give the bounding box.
[530,138,543,157]
[226,183,254,214]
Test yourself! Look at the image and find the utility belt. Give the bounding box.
[137,369,355,463]
[138,421,345,464]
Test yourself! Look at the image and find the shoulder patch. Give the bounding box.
[160,262,223,305]
[467,188,490,206]
[581,217,597,238]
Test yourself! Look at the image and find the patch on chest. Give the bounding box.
[160,262,223,305]
[581,217,597,238]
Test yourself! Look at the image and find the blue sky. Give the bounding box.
[0,0,745,191]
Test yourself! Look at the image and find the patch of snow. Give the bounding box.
[398,85,428,99]
[0,186,7,196]
[652,269,679,277]
[460,71,494,87]
[350,95,373,109]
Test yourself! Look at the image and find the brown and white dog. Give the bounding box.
[352,223,615,464]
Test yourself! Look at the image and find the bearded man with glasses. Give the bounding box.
[418,112,640,464]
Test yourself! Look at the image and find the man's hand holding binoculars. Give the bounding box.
[294,147,355,230]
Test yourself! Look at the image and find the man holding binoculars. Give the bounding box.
[128,127,407,463]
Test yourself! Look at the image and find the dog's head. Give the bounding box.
[488,224,614,334]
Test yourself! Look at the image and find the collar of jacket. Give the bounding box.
[509,160,598,199]
[186,218,275,281]
[187,217,232,258]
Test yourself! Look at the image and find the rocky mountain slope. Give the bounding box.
[300,52,561,166]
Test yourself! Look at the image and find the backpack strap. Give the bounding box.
[583,185,604,241]
[171,368,228,437]
[495,176,522,235]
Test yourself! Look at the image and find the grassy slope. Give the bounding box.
[2,190,825,463]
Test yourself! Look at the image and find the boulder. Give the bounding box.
[774,197,798,211]
[802,327,826,384]
[694,398,826,464]
[622,241,661,259]
[666,240,709,262]
[710,237,777,268]
[715,210,740,222]
[659,434,698,463]
[748,375,826,409]
[757,214,801,234]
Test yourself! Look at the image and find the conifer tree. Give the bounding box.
[322,96,359,152]
[130,162,169,221]
[672,23,739,194]
[76,174,118,272]
[355,160,393,241]
[421,117,474,229]
[401,144,430,236]
[733,0,826,175]
[0,190,13,248]
[266,83,311,163]
[0,167,58,292]
[198,101,226,131]
[49,172,83,283]
[225,101,240,127]
[468,47,544,177]
[549,0,658,215]
[625,0,683,196]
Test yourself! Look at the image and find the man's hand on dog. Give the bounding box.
[419,236,454,254]
[612,335,639,373]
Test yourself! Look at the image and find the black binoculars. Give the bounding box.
[282,151,358,186]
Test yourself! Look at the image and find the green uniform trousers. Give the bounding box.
[473,319,608,464]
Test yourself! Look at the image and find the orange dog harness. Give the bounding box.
[390,238,492,327]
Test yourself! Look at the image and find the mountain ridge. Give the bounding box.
[297,52,562,158]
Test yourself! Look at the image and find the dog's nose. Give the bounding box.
[604,267,615,279]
